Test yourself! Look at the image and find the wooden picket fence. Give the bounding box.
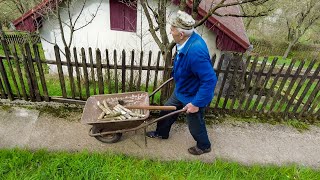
[0,36,320,121]
[3,33,41,44]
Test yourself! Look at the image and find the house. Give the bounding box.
[13,0,250,71]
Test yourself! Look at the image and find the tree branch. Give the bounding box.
[140,0,164,51]
[74,0,101,31]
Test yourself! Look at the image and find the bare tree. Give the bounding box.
[239,0,275,29]
[282,0,320,59]
[34,0,102,49]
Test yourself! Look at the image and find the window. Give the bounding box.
[110,0,137,32]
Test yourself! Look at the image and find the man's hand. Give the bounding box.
[184,103,199,113]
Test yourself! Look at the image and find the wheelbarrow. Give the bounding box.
[81,78,186,143]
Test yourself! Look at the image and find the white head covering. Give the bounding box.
[170,10,195,30]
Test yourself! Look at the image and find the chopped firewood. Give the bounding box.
[98,112,105,119]
[102,100,112,114]
[104,112,121,118]
[97,100,146,121]
[116,104,133,113]
[113,106,126,115]
[97,101,111,114]
[129,112,145,118]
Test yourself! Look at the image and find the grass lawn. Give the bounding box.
[0,149,319,179]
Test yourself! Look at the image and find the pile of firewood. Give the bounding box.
[97,100,145,121]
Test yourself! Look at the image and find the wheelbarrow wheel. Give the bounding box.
[92,126,122,143]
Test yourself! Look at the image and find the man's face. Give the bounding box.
[170,26,182,44]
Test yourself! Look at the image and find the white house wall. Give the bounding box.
[39,0,221,80]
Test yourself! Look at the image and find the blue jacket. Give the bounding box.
[173,32,217,107]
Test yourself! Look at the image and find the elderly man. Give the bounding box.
[146,10,217,155]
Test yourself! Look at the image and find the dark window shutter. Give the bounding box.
[110,0,125,31]
[110,0,137,32]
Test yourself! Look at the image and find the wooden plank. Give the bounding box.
[65,47,76,99]
[222,54,242,110]
[297,79,320,118]
[12,44,27,100]
[151,51,161,104]
[243,57,268,112]
[161,52,174,104]
[121,50,126,93]
[0,57,13,100]
[113,50,118,93]
[214,56,233,109]
[214,54,225,78]
[81,48,90,99]
[50,97,86,105]
[73,47,82,99]
[137,51,143,91]
[1,39,20,99]
[259,64,286,114]
[307,90,320,117]
[145,51,152,92]
[95,49,104,94]
[0,76,6,98]
[314,105,320,119]
[209,54,225,108]
[89,48,96,95]
[33,44,49,102]
[284,63,320,116]
[275,60,307,112]
[25,43,41,101]
[129,50,134,92]
[105,49,112,94]
[251,57,278,113]
[211,53,216,68]
[54,45,67,98]
[20,44,35,101]
[268,59,297,113]
[229,55,251,112]
[236,56,259,112]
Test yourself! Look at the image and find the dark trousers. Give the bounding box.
[156,93,211,150]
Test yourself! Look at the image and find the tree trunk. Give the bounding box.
[283,41,294,59]
[160,50,174,104]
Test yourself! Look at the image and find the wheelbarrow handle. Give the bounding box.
[149,77,173,98]
[143,108,186,127]
[124,105,176,110]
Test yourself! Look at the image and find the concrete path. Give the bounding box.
[1,106,320,168]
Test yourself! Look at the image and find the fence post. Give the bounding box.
[96,48,104,94]
[54,45,67,98]
[25,43,41,102]
[0,23,14,100]
[65,47,76,99]
[0,57,13,100]
[33,44,49,102]
[121,50,126,93]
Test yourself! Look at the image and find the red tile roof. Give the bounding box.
[197,0,250,51]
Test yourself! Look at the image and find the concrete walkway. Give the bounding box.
[1,106,320,168]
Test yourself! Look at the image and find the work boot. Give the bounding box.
[146,131,168,139]
[188,146,211,155]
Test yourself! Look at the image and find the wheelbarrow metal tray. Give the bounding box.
[81,92,150,126]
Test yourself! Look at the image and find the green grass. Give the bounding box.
[0,149,319,179]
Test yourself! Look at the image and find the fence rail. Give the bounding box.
[0,35,320,121]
